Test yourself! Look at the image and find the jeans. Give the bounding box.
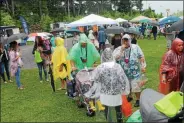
[99,42,105,52]
[15,67,22,88]
[3,61,10,80]
[37,61,48,81]
[153,33,157,40]
[0,63,6,82]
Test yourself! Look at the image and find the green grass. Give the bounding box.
[26,41,34,46]
[1,36,167,122]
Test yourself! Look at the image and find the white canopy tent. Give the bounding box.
[115,18,128,23]
[67,14,118,27]
[130,16,151,22]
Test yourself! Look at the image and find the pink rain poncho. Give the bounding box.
[159,38,184,95]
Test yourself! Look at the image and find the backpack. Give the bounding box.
[44,40,51,51]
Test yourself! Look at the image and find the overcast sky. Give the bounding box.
[142,1,183,16]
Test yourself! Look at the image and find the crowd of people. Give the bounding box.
[0,23,183,122]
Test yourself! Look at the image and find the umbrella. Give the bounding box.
[170,19,183,32]
[148,21,159,26]
[65,28,81,34]
[49,64,55,92]
[126,27,140,35]
[122,21,131,28]
[105,26,125,34]
[159,16,181,25]
[27,33,48,42]
[139,19,151,23]
[6,33,28,44]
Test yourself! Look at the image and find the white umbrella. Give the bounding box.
[115,18,128,23]
[27,33,49,42]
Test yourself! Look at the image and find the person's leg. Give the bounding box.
[104,105,112,122]
[134,92,141,107]
[99,42,102,53]
[37,62,43,82]
[61,78,66,89]
[42,61,48,81]
[15,67,22,88]
[102,42,105,51]
[4,62,10,81]
[115,105,123,123]
[1,64,6,83]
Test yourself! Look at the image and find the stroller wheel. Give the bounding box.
[86,109,95,117]
[77,101,85,108]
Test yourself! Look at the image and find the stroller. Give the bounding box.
[75,68,96,117]
[140,88,184,122]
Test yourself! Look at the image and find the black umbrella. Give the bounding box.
[148,21,159,26]
[105,26,125,34]
[49,64,55,92]
[6,33,28,44]
[170,19,183,32]
[126,27,141,35]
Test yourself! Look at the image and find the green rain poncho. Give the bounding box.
[67,33,100,70]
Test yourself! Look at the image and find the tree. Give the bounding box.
[134,0,143,13]
[117,0,132,13]
[40,15,53,32]
[1,10,15,26]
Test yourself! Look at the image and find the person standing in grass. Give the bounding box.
[33,36,49,83]
[52,37,71,90]
[152,25,158,40]
[67,33,100,71]
[113,34,146,107]
[0,43,12,83]
[9,41,24,90]
[0,43,7,83]
[159,38,184,95]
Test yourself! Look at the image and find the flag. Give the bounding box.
[19,16,29,34]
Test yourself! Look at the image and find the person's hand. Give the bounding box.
[138,81,146,87]
[122,44,126,50]
[141,67,146,73]
[72,67,77,71]
[59,65,63,72]
[115,55,121,60]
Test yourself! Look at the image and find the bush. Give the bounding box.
[40,15,53,32]
[1,10,15,26]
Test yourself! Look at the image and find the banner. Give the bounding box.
[19,16,29,34]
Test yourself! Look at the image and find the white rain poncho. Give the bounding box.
[113,34,146,92]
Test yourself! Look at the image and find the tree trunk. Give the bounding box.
[5,0,11,14]
[77,0,82,16]
[72,0,76,16]
[11,0,15,16]
[67,0,70,18]
[39,0,42,17]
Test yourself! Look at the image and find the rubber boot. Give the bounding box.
[116,112,123,123]
[96,100,105,111]
[89,101,96,111]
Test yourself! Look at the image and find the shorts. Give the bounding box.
[167,40,172,49]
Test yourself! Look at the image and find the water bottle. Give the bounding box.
[140,74,148,90]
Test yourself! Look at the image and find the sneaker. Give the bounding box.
[127,96,133,102]
[57,88,62,91]
[4,81,7,84]
[46,79,49,82]
[18,86,24,90]
[134,100,140,107]
[9,80,13,83]
[65,92,68,95]
[40,81,43,83]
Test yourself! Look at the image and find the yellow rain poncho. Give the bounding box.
[52,37,71,80]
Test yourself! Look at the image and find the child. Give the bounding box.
[9,41,24,89]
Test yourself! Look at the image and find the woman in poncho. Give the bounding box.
[113,34,146,107]
[52,37,71,90]
[159,38,184,95]
[67,33,100,71]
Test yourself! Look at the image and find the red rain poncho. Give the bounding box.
[159,38,184,95]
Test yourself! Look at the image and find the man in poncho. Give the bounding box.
[67,33,100,71]
[113,34,146,107]
[52,37,71,90]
